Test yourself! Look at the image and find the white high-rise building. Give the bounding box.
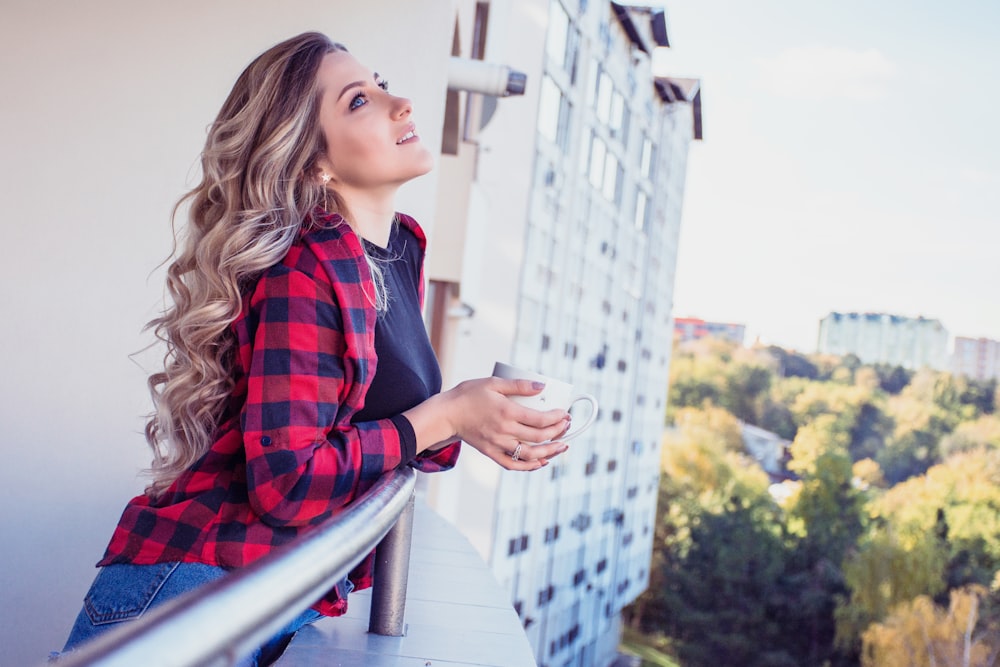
[424,2,701,664]
[816,311,949,370]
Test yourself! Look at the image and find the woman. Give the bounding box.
[57,32,570,665]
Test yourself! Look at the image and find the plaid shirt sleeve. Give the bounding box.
[238,216,459,529]
[238,244,421,528]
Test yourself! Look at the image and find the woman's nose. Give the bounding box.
[392,96,413,119]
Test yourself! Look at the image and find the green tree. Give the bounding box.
[836,525,949,653]
[667,352,724,420]
[630,407,798,667]
[766,345,818,380]
[870,363,913,395]
[661,498,795,667]
[786,415,866,563]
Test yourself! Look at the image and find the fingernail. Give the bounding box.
[559,445,569,453]
[539,459,550,467]
[531,381,546,390]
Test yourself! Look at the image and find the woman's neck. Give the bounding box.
[340,190,397,248]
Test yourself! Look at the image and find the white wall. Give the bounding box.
[0,2,451,664]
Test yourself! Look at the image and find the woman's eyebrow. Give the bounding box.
[337,74,381,101]
[336,80,365,101]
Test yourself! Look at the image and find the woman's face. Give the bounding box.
[315,51,433,196]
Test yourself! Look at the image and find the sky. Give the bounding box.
[650,0,1000,353]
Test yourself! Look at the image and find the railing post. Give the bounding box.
[368,488,415,636]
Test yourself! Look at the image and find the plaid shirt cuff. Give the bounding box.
[389,413,417,464]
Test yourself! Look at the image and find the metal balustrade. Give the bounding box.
[50,467,417,667]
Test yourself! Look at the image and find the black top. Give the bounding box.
[352,223,442,425]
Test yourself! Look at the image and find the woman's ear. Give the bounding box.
[313,156,336,185]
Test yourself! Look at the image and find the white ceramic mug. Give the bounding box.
[492,362,599,442]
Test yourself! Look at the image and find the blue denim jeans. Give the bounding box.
[53,562,326,666]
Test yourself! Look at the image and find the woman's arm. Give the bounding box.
[240,264,416,528]
[239,262,570,528]
[404,380,571,471]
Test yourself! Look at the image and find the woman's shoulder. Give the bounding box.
[301,208,351,239]
[394,212,426,250]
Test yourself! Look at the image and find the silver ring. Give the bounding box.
[511,443,523,462]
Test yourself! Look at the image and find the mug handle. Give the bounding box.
[560,394,598,442]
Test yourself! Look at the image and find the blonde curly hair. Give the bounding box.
[144,32,371,497]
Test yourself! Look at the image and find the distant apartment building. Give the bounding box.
[674,316,746,345]
[816,311,949,370]
[952,336,1000,381]
[424,1,701,665]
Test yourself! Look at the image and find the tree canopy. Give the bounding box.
[630,340,1000,665]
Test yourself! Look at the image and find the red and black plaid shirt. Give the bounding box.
[99,210,460,616]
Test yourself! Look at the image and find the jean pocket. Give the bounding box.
[84,562,180,625]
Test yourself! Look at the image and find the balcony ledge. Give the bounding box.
[277,495,535,666]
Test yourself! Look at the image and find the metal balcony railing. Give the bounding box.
[49,467,417,667]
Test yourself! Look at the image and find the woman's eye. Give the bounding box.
[349,93,367,111]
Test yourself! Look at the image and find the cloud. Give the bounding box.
[754,46,897,101]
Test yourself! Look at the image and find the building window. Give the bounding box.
[610,91,628,145]
[601,153,619,202]
[640,136,653,179]
[587,134,606,190]
[546,0,579,81]
[546,1,569,69]
[538,75,573,154]
[634,190,648,231]
[645,140,658,181]
[595,69,613,121]
[508,534,530,556]
[538,584,555,607]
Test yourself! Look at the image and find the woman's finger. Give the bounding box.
[494,440,569,469]
[507,415,571,445]
[492,377,547,398]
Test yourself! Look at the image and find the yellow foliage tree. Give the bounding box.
[661,405,768,507]
[940,416,1000,458]
[861,586,1000,667]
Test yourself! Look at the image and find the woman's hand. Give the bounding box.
[404,377,572,471]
